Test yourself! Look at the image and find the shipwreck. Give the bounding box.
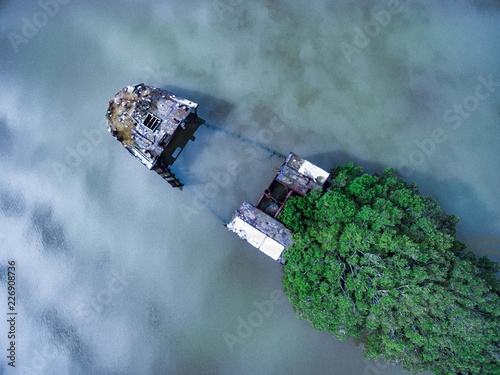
[106,85,330,264]
[106,83,204,188]
[227,153,330,264]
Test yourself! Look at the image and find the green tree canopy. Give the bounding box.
[279,163,500,375]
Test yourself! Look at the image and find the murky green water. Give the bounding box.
[0,0,499,374]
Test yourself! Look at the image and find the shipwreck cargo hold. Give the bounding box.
[106,83,204,188]
[227,153,330,263]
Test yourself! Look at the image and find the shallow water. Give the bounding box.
[0,1,499,374]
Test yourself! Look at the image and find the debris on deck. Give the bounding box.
[257,152,330,218]
[227,202,293,263]
[228,153,330,263]
[106,83,204,188]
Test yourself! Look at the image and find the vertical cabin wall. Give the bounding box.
[152,162,183,189]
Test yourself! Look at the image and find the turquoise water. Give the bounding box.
[0,1,499,374]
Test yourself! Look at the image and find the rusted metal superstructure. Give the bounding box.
[106,85,329,264]
[227,153,330,263]
[106,83,204,188]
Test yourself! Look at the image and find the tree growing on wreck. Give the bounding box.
[279,163,500,375]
